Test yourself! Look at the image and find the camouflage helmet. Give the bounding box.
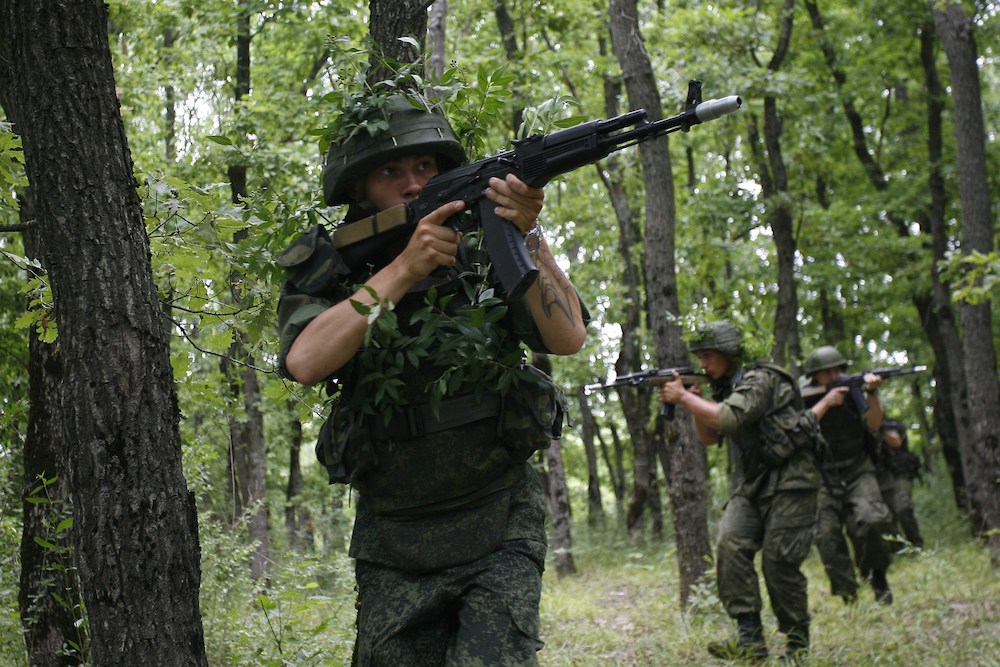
[803,345,850,376]
[321,96,466,206]
[689,320,744,358]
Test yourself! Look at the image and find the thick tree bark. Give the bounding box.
[745,0,799,369]
[20,194,86,665]
[0,2,208,664]
[609,0,711,605]
[426,0,447,81]
[934,2,1000,562]
[368,0,431,80]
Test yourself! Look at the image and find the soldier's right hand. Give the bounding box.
[396,200,466,279]
[823,386,850,408]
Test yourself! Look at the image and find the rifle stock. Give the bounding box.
[332,80,742,298]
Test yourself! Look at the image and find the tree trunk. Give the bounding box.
[285,399,311,552]
[746,0,799,369]
[609,0,711,605]
[225,0,270,582]
[605,423,627,514]
[534,353,576,575]
[368,0,430,80]
[20,193,86,665]
[426,0,447,82]
[808,0,976,518]
[576,386,605,525]
[933,2,1000,562]
[914,19,969,511]
[0,2,208,664]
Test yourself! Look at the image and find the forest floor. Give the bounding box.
[537,471,1000,666]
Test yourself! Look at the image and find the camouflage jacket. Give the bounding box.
[274,224,585,571]
[714,362,824,498]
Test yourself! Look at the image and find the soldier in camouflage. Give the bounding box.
[275,95,588,666]
[801,345,896,605]
[875,418,925,551]
[658,321,827,664]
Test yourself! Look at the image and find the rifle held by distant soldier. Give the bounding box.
[801,365,927,414]
[586,367,710,421]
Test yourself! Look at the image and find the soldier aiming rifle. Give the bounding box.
[800,364,927,414]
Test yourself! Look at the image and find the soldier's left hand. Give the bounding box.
[863,373,883,393]
[485,174,544,235]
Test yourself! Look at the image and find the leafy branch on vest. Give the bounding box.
[347,282,534,418]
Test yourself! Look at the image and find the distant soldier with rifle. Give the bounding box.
[875,418,925,551]
[801,345,897,605]
[657,320,827,663]
[275,92,589,665]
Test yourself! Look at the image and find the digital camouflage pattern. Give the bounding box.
[353,535,545,666]
[274,205,585,663]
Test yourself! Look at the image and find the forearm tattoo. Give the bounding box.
[535,254,577,322]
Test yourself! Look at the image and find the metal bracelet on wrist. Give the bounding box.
[524,222,543,256]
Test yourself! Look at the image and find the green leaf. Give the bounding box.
[33,536,59,550]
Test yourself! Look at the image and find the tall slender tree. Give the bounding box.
[609,0,712,605]
[933,1,1000,563]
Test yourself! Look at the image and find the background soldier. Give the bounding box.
[275,95,588,665]
[658,320,824,663]
[802,345,896,605]
[876,418,925,551]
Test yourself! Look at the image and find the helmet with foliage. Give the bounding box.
[321,95,467,206]
[688,320,744,359]
[803,345,850,376]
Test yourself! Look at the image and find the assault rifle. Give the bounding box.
[585,367,710,421]
[332,80,742,299]
[800,365,927,414]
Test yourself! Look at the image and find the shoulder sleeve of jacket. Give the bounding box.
[274,225,352,378]
[717,366,781,436]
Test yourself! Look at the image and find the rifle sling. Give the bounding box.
[333,205,410,248]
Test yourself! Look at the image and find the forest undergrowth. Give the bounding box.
[2,469,998,666]
[538,470,1000,666]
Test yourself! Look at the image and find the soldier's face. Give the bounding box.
[696,350,737,380]
[813,367,841,385]
[364,154,439,210]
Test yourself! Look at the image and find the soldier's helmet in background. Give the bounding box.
[689,320,744,359]
[803,345,850,377]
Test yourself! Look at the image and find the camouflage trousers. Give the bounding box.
[815,468,894,598]
[352,538,546,667]
[877,469,924,549]
[716,489,818,634]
